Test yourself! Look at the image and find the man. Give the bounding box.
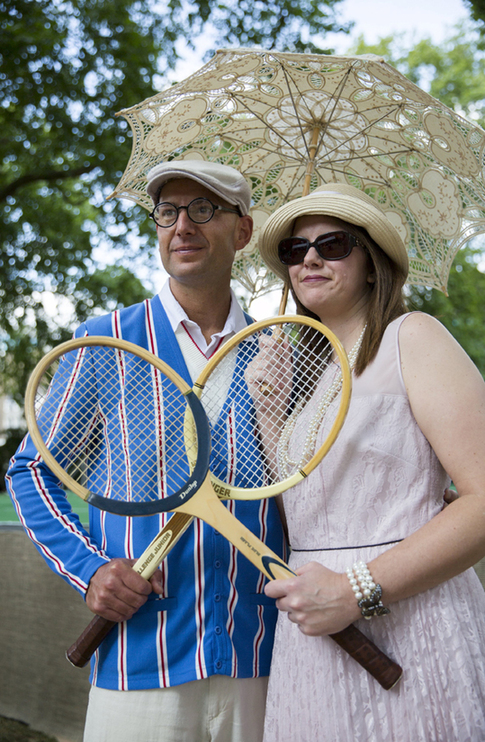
[7,161,286,742]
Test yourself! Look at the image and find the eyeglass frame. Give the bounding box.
[277,230,364,266]
[149,197,241,228]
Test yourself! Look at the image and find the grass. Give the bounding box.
[0,490,89,524]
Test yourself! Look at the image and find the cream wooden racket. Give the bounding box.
[26,324,402,689]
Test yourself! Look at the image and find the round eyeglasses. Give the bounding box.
[278,231,361,266]
[150,197,240,228]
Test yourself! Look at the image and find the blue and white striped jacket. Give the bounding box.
[7,295,286,690]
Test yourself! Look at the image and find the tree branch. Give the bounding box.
[0,165,99,202]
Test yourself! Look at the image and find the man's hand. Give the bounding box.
[443,487,459,505]
[86,558,164,622]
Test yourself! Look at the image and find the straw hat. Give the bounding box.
[259,183,409,281]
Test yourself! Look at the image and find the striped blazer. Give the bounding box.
[7,295,286,690]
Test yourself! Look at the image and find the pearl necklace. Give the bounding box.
[278,325,367,479]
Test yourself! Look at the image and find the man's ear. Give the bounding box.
[235,215,253,252]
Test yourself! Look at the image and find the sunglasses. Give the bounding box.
[278,231,360,266]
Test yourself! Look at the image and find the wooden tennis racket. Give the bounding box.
[26,324,402,689]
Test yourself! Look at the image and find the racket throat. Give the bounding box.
[175,479,293,581]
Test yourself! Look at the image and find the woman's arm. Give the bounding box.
[368,312,485,601]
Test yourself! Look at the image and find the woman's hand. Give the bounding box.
[264,561,360,636]
[245,335,294,480]
[245,334,293,411]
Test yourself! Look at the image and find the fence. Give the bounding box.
[0,526,91,742]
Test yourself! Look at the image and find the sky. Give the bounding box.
[327,0,469,51]
[171,0,470,84]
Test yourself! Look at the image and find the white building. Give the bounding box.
[0,396,25,445]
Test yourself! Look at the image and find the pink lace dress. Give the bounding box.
[263,314,485,742]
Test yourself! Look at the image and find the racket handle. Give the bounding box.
[330,624,402,690]
[66,614,116,667]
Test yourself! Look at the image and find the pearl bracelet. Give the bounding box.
[346,561,390,620]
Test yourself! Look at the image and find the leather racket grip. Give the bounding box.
[330,624,402,689]
[66,614,116,667]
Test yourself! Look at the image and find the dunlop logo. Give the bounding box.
[179,480,198,499]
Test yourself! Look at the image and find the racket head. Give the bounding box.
[194,315,351,500]
[25,336,210,516]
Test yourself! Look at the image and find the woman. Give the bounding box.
[257,183,485,741]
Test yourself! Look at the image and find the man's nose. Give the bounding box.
[174,207,196,232]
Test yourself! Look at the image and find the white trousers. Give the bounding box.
[83,675,269,742]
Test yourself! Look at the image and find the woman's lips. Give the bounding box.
[301,274,328,283]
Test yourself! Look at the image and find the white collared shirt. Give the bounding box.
[159,280,249,383]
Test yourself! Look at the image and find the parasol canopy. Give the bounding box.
[110,48,485,297]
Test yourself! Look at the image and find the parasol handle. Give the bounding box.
[278,126,320,314]
[278,284,289,315]
[302,126,320,198]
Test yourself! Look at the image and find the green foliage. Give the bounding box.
[407,246,485,378]
[73,265,154,323]
[205,0,350,53]
[0,0,349,402]
[3,0,485,400]
[0,0,167,396]
[465,0,485,30]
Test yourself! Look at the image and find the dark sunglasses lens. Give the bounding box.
[277,232,355,265]
[315,232,352,260]
[278,238,310,265]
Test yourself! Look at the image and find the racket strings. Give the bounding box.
[278,362,343,479]
[199,321,342,489]
[279,323,365,477]
[34,345,199,504]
